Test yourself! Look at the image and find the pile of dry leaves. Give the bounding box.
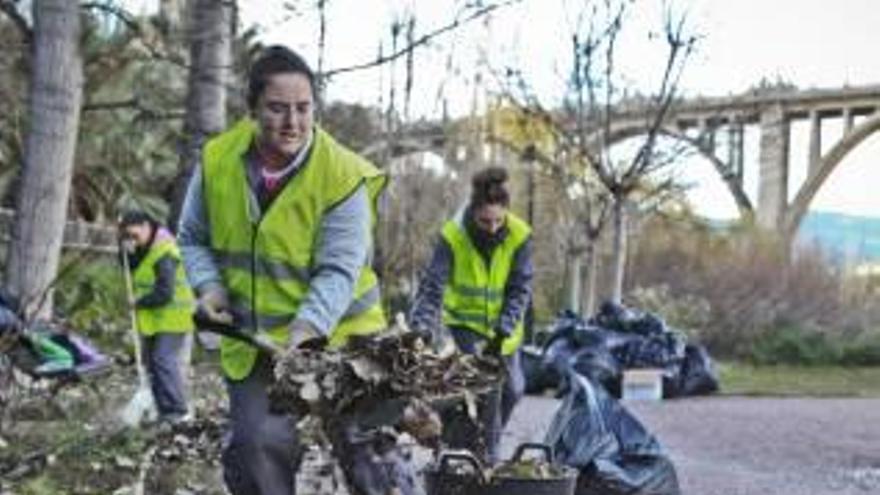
[268,330,502,446]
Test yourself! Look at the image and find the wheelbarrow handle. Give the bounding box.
[511,442,555,464]
[192,312,281,356]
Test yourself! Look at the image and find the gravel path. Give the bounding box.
[501,395,880,495]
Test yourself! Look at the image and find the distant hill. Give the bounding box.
[797,211,880,262]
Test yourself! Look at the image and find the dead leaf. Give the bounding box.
[300,380,321,402]
[114,455,136,469]
[463,390,478,421]
[348,357,386,383]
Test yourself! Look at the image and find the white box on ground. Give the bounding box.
[622,368,664,401]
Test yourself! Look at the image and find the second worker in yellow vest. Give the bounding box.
[409,166,534,463]
[177,46,388,495]
[119,210,195,423]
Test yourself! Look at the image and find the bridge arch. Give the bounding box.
[784,113,880,239]
[605,125,755,216]
[359,136,446,161]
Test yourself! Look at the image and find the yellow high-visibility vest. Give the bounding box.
[133,231,195,336]
[202,119,387,380]
[441,212,531,355]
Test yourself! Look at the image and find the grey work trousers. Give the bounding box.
[223,356,299,495]
[141,333,189,418]
[447,326,525,462]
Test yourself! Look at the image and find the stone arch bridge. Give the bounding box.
[369,84,880,241]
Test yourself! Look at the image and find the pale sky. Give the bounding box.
[136,0,880,219]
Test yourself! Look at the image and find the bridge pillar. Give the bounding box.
[698,118,716,154]
[757,104,790,230]
[843,108,855,133]
[808,110,822,176]
[727,120,744,185]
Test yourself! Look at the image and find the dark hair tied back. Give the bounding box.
[119,210,156,229]
[247,45,316,110]
[470,166,510,208]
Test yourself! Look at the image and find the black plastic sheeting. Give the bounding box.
[545,373,681,495]
[525,303,719,398]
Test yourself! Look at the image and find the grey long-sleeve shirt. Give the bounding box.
[409,234,533,337]
[177,163,371,336]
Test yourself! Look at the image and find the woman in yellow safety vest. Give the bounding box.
[177,46,388,495]
[119,210,194,423]
[409,166,534,462]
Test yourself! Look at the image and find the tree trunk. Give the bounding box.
[583,240,599,316]
[566,250,582,313]
[4,0,83,319]
[167,0,231,230]
[609,197,627,304]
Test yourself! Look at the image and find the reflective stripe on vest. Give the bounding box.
[229,284,382,331]
[441,212,531,355]
[202,118,388,380]
[132,232,195,336]
[214,250,311,283]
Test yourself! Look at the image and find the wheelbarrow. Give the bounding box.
[424,442,578,495]
[432,383,502,462]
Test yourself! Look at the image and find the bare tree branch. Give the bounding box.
[0,0,32,43]
[625,6,698,187]
[404,14,415,121]
[80,98,184,125]
[316,0,328,100]
[599,2,625,184]
[81,1,142,34]
[82,98,139,112]
[323,0,522,78]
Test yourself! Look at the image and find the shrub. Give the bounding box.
[54,255,127,346]
[628,284,712,339]
[628,215,880,363]
[839,332,880,366]
[749,325,842,365]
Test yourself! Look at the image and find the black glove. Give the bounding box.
[411,323,433,345]
[484,327,509,357]
[288,319,328,350]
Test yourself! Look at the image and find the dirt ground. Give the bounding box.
[4,361,880,494]
[503,395,880,495]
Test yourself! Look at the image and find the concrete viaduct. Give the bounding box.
[369,84,880,240]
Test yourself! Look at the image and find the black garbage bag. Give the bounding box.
[522,344,557,394]
[543,307,717,399]
[578,455,681,495]
[437,385,501,463]
[592,301,640,333]
[570,346,621,396]
[629,312,667,337]
[545,373,680,495]
[677,343,719,397]
[612,331,686,371]
[332,425,425,495]
[544,310,604,350]
[538,311,616,388]
[552,309,587,331]
[541,336,579,390]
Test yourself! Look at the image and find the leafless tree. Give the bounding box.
[498,0,698,306]
[5,0,84,318]
[167,0,233,229]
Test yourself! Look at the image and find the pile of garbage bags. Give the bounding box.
[523,301,718,398]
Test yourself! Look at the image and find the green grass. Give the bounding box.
[719,362,880,397]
